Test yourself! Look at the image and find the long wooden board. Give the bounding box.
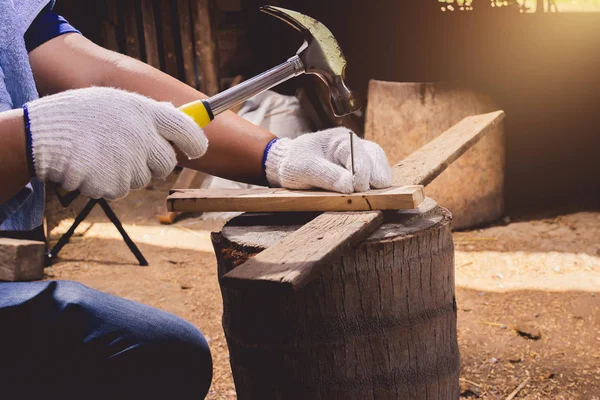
[158,169,207,224]
[168,186,424,213]
[221,212,384,291]
[392,110,505,186]
[221,111,505,291]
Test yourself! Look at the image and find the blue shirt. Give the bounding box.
[25,5,80,52]
[0,5,79,231]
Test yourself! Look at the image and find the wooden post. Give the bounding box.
[211,199,460,399]
[141,0,161,69]
[192,0,220,95]
[122,0,142,60]
[100,0,121,53]
[158,0,179,77]
[177,0,198,88]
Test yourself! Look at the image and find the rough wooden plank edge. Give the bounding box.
[167,186,424,213]
[220,211,384,292]
[392,110,505,187]
[158,169,206,224]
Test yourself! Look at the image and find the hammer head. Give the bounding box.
[261,6,361,117]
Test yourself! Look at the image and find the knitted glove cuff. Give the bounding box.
[26,97,81,182]
[264,137,291,188]
[27,95,87,181]
[22,104,35,176]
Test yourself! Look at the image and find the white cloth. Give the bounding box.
[237,90,311,139]
[203,90,310,193]
[265,127,392,194]
[199,90,311,220]
[28,87,208,200]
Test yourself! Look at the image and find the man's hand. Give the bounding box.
[264,127,392,194]
[26,87,208,200]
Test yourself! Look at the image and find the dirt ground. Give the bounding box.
[44,174,600,399]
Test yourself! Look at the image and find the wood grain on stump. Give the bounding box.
[211,199,460,399]
[365,81,505,229]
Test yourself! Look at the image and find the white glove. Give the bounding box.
[265,127,392,194]
[26,87,208,200]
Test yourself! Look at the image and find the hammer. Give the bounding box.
[178,6,361,127]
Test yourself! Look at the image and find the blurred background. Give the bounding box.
[54,0,600,217]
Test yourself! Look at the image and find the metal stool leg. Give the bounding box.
[47,199,98,265]
[98,199,148,266]
[47,198,149,267]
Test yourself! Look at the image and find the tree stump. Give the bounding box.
[365,81,505,229]
[211,199,460,399]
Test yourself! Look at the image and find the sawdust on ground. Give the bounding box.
[44,175,600,399]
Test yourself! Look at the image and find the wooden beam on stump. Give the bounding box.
[217,111,504,291]
[208,111,504,398]
[212,199,459,398]
[392,110,505,186]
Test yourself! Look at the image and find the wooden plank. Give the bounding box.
[0,239,46,282]
[158,0,179,77]
[392,111,505,187]
[167,112,503,214]
[192,0,220,94]
[101,0,120,52]
[220,110,505,292]
[177,0,197,88]
[158,169,206,224]
[168,186,424,213]
[141,0,160,68]
[123,0,142,60]
[221,212,384,291]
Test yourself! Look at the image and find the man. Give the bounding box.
[0,1,392,398]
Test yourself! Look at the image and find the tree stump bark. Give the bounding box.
[211,199,460,400]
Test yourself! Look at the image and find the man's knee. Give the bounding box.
[50,281,213,396]
[106,311,213,398]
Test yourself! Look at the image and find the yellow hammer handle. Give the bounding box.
[178,100,214,128]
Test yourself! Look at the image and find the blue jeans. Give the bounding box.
[0,281,212,399]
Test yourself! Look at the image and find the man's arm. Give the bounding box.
[0,110,32,204]
[29,33,276,185]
